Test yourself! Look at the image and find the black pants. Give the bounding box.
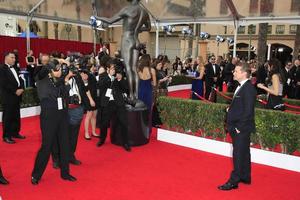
[0,166,4,177]
[100,101,128,145]
[229,131,251,184]
[32,108,70,180]
[205,84,212,100]
[295,86,300,100]
[52,107,83,163]
[51,123,81,163]
[2,103,20,139]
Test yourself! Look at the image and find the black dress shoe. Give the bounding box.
[61,174,77,182]
[12,134,26,139]
[240,179,251,184]
[0,176,9,185]
[70,159,82,165]
[218,182,238,191]
[3,137,16,144]
[31,177,39,185]
[123,144,131,152]
[96,140,105,147]
[52,162,60,169]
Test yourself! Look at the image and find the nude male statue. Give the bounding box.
[94,0,151,103]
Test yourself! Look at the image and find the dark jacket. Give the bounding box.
[224,63,235,83]
[227,80,256,134]
[204,63,221,86]
[36,73,70,110]
[98,72,128,107]
[0,64,24,105]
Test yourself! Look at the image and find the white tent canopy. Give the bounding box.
[0,0,299,26]
[0,0,299,55]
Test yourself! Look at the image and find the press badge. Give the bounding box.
[57,97,63,110]
[105,88,112,97]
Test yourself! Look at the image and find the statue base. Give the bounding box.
[110,100,150,146]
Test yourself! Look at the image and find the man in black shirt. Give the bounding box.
[31,60,77,185]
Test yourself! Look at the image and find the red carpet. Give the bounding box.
[169,90,191,99]
[1,116,300,200]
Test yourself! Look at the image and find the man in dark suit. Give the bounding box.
[218,62,256,191]
[96,60,131,151]
[204,56,221,101]
[282,61,296,98]
[0,52,26,144]
[224,57,238,92]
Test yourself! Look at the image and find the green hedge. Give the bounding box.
[0,87,39,111]
[158,96,300,154]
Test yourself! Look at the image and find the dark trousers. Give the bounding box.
[229,131,251,184]
[69,123,81,161]
[32,108,70,180]
[2,103,20,138]
[52,106,83,162]
[295,86,300,100]
[100,101,128,145]
[0,166,4,177]
[205,84,212,100]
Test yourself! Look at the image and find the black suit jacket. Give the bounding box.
[224,63,235,83]
[227,80,256,134]
[0,64,24,104]
[204,63,221,86]
[98,72,128,107]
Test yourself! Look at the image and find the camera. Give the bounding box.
[69,94,80,105]
[61,63,79,77]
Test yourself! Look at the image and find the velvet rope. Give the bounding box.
[283,102,300,110]
[213,88,233,100]
[192,91,211,103]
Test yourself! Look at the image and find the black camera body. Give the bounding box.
[61,63,79,77]
[69,94,80,105]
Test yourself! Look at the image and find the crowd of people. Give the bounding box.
[169,54,300,110]
[0,45,299,186]
[0,46,175,185]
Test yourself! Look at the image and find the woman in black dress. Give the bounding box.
[84,64,99,139]
[26,50,36,87]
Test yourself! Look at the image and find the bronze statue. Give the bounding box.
[94,0,151,103]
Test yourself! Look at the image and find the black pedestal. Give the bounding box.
[110,104,150,146]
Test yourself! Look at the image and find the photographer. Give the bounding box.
[96,60,131,152]
[31,59,76,185]
[52,62,96,166]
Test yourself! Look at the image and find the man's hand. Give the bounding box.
[16,89,24,96]
[213,77,218,82]
[235,128,240,134]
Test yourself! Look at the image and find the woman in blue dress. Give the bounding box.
[138,54,157,110]
[191,56,205,100]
